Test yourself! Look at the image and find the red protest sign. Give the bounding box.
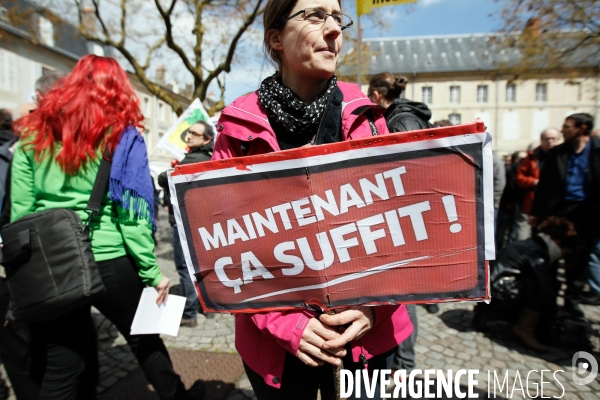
[169,122,493,313]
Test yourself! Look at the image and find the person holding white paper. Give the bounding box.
[11,55,204,400]
[212,0,414,398]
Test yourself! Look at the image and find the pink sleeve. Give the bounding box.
[250,310,316,355]
[212,132,243,161]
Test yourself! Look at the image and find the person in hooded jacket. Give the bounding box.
[158,121,214,326]
[367,73,434,133]
[211,1,413,398]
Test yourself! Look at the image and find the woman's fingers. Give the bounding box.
[296,349,323,367]
[154,276,170,305]
[296,318,346,366]
[298,339,343,366]
[320,307,375,349]
[321,320,363,350]
[303,328,347,357]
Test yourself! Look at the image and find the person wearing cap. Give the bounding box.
[158,121,214,326]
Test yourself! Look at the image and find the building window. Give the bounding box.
[477,85,488,103]
[566,82,581,102]
[0,49,18,93]
[535,83,547,102]
[159,103,166,121]
[39,16,54,47]
[506,84,516,102]
[449,86,460,103]
[143,97,151,117]
[92,43,104,56]
[422,86,432,104]
[449,113,461,125]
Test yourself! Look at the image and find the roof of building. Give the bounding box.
[338,32,600,76]
[2,0,92,59]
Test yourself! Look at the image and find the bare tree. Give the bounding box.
[50,0,266,116]
[495,0,600,76]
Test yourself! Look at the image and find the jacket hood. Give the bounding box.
[390,98,432,122]
[0,129,16,146]
[190,143,214,153]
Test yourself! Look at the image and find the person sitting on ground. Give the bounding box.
[474,217,578,351]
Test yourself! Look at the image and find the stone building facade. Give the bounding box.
[348,33,600,153]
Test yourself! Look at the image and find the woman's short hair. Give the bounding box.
[263,0,341,71]
[368,72,408,101]
[15,55,143,174]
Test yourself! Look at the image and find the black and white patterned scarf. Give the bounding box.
[258,73,338,137]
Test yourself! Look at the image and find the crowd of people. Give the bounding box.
[0,0,597,399]
[478,112,600,352]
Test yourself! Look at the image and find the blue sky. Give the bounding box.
[361,0,503,38]
[222,0,504,104]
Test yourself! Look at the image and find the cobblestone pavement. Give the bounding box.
[0,212,599,399]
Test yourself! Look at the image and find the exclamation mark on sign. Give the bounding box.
[442,195,462,233]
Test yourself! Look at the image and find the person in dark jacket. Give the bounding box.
[0,109,16,146]
[366,72,435,378]
[474,217,578,351]
[158,121,214,326]
[367,72,434,132]
[530,113,600,315]
[496,151,526,251]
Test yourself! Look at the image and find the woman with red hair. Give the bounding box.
[11,55,204,399]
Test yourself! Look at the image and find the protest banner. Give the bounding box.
[168,122,494,313]
[155,98,212,160]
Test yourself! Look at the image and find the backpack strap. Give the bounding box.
[84,152,112,223]
[365,109,379,137]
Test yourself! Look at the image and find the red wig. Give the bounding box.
[15,55,144,174]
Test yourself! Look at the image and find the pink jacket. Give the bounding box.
[213,82,414,389]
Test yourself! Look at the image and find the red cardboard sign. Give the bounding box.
[169,122,493,313]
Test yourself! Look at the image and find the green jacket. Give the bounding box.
[10,142,163,287]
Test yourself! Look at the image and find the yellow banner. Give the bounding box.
[155,98,212,160]
[357,0,417,16]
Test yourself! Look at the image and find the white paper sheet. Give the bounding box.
[130,288,186,337]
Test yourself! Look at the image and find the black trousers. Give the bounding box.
[0,279,44,400]
[33,255,186,400]
[245,347,394,400]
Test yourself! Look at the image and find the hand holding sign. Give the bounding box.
[169,122,494,313]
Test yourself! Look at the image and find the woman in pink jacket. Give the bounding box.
[212,0,413,398]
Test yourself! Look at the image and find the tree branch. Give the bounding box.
[153,0,199,79]
[200,0,264,99]
[76,1,184,115]
[142,37,167,70]
[119,0,127,46]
